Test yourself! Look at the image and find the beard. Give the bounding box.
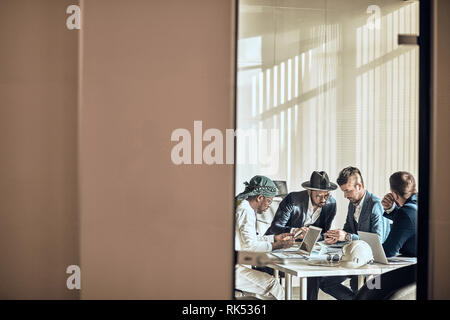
[350,193,364,205]
[256,206,266,214]
[311,195,326,207]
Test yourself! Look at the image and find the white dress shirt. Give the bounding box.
[303,196,322,227]
[288,196,323,234]
[385,203,396,214]
[234,201,284,300]
[235,200,275,252]
[353,191,367,223]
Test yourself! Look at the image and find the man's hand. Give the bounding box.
[291,227,309,240]
[324,233,338,245]
[326,229,347,242]
[274,233,294,242]
[272,238,294,250]
[272,232,294,250]
[382,193,395,211]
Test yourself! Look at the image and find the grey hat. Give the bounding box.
[236,175,278,200]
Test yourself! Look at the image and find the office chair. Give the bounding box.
[273,180,288,199]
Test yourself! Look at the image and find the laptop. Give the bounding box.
[358,231,417,265]
[298,226,322,256]
[270,226,322,263]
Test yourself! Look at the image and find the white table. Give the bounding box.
[268,256,416,300]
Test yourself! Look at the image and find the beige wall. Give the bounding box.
[78,0,235,299]
[0,0,234,299]
[0,0,79,299]
[429,0,450,300]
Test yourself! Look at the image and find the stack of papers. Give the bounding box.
[276,245,301,252]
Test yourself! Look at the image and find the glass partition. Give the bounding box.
[235,0,419,300]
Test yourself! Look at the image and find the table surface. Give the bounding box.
[267,245,416,300]
[268,248,416,277]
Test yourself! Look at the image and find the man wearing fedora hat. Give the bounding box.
[265,171,337,240]
[235,175,295,300]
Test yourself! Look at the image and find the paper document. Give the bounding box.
[271,252,305,260]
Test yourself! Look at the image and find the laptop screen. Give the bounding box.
[299,226,322,254]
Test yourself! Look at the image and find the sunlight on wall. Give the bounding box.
[237,0,419,228]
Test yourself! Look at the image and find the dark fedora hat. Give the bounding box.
[301,171,337,191]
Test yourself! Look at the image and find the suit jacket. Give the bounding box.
[265,190,336,237]
[382,194,417,257]
[343,190,391,242]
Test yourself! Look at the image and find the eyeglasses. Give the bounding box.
[263,197,273,205]
[313,193,330,201]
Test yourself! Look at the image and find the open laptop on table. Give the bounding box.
[358,231,417,265]
[297,226,322,256]
[270,226,322,263]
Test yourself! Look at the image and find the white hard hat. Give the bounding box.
[340,240,374,268]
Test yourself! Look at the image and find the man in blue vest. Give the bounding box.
[308,167,391,300]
